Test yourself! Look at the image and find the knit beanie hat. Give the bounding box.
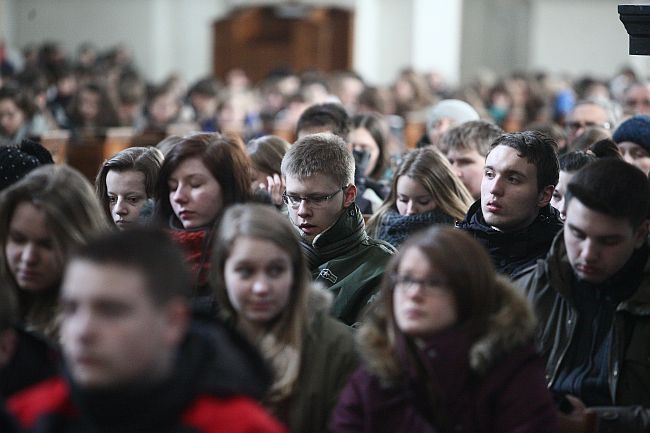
[612,114,650,153]
[0,139,54,191]
[426,99,480,134]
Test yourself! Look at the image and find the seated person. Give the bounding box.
[8,229,286,433]
[516,158,650,432]
[457,130,563,279]
[281,132,395,326]
[296,102,378,213]
[0,277,57,399]
[438,120,504,200]
[366,147,472,249]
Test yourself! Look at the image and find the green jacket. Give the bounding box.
[300,205,396,326]
[284,291,359,433]
[515,231,650,433]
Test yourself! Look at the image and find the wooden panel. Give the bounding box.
[213,6,353,83]
[40,130,70,165]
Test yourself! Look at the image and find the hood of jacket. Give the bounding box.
[360,278,537,384]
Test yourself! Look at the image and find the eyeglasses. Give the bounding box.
[282,187,346,209]
[391,273,450,297]
[565,120,611,131]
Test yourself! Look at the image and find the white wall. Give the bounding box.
[354,0,463,86]
[5,0,229,83]
[530,0,650,79]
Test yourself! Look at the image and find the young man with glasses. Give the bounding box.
[281,132,395,326]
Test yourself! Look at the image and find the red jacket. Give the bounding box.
[9,377,287,433]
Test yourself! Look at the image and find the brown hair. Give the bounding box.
[95,146,164,222]
[154,132,252,227]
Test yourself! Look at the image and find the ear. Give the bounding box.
[162,299,190,348]
[537,185,555,208]
[343,184,357,208]
[633,219,649,249]
[0,329,17,368]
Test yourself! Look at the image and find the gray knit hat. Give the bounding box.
[426,99,480,134]
[613,114,650,153]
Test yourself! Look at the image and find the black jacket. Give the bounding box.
[457,201,563,280]
[8,322,283,433]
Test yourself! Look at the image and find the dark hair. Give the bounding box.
[351,113,389,179]
[566,158,650,227]
[69,228,191,305]
[489,130,559,191]
[95,147,164,222]
[296,103,351,140]
[67,82,120,128]
[559,150,596,172]
[0,86,37,119]
[589,139,622,160]
[154,132,252,227]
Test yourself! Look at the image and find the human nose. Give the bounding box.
[296,198,311,216]
[487,176,503,196]
[622,152,635,166]
[65,307,97,345]
[113,197,128,216]
[20,243,39,265]
[579,238,599,263]
[451,164,463,179]
[172,184,188,204]
[405,200,418,216]
[251,276,270,295]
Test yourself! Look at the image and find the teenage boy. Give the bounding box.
[8,229,285,433]
[516,159,650,432]
[281,132,395,326]
[457,130,563,279]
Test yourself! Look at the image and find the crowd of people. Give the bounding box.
[0,40,650,433]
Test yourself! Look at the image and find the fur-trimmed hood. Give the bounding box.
[358,277,537,384]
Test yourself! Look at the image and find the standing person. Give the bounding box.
[331,226,558,433]
[0,165,110,340]
[367,147,472,249]
[515,159,650,432]
[95,146,164,228]
[281,132,395,326]
[154,132,252,297]
[212,204,358,432]
[8,228,287,433]
[457,130,563,279]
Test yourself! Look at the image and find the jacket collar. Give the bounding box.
[300,204,367,269]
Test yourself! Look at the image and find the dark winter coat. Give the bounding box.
[0,326,58,399]
[515,232,650,433]
[8,323,286,433]
[330,281,559,433]
[457,201,563,280]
